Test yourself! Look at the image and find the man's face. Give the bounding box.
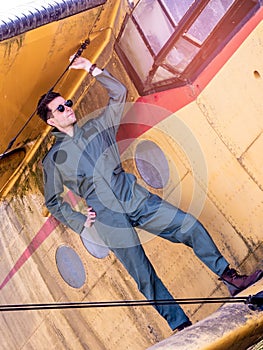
[47,96,76,129]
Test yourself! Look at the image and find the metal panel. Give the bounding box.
[0,0,106,41]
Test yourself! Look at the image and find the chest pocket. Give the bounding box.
[82,126,97,140]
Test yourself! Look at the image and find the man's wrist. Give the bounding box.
[92,66,103,76]
[89,63,97,75]
[86,62,103,76]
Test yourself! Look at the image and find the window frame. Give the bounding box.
[115,0,260,95]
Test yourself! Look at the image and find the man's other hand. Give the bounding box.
[84,207,96,227]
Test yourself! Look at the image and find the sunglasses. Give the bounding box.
[52,99,73,113]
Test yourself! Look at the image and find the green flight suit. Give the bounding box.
[43,69,229,330]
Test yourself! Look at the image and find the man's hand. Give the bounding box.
[69,55,102,76]
[69,56,92,72]
[84,207,96,228]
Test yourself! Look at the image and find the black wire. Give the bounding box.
[0,296,250,312]
[2,291,263,312]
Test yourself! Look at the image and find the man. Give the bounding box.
[37,56,263,332]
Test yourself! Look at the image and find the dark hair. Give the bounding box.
[37,91,61,123]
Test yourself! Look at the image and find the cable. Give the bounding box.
[1,292,263,312]
[0,40,90,159]
[0,5,104,159]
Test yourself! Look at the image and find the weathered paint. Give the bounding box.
[0,0,121,194]
[0,1,262,350]
[0,215,59,290]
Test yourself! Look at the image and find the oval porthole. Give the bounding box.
[135,140,169,189]
[81,227,110,259]
[55,245,86,288]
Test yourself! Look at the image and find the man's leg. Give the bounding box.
[132,193,229,276]
[111,241,190,330]
[133,193,263,294]
[94,214,190,330]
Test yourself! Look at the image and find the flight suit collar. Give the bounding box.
[51,123,81,141]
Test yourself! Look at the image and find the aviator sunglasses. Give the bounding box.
[52,99,73,113]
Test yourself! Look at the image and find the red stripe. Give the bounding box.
[0,216,59,290]
[118,7,263,144]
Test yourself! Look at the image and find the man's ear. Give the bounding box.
[47,118,55,127]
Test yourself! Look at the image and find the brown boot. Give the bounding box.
[173,320,192,334]
[219,268,263,296]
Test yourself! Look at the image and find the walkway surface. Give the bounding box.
[148,279,263,350]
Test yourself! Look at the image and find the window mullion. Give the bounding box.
[155,0,210,67]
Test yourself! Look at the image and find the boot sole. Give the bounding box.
[221,270,263,296]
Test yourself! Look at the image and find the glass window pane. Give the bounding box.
[152,66,178,84]
[161,0,195,25]
[133,0,174,55]
[186,0,235,44]
[119,18,154,83]
[165,37,200,73]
